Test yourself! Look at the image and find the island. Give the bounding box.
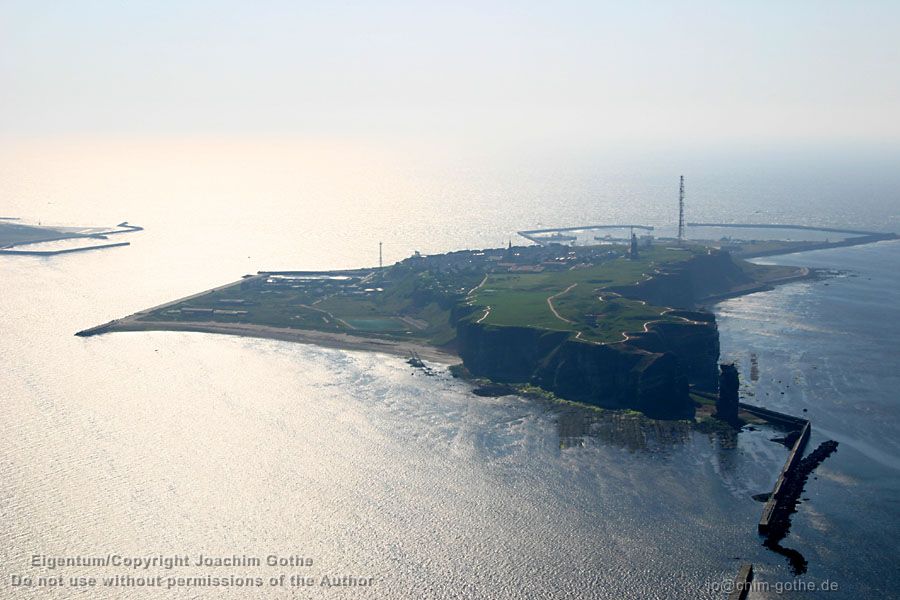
[76,238,815,418]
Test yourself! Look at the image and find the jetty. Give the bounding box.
[0,241,130,256]
[0,220,143,254]
[740,398,839,577]
[758,420,811,534]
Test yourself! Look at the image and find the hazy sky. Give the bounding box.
[2,1,898,144]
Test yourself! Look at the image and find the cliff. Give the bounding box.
[456,320,708,419]
[454,252,741,418]
[624,311,720,391]
[610,249,752,309]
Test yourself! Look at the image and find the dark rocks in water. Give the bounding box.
[761,439,840,575]
[406,353,436,376]
[716,363,740,425]
[752,492,771,502]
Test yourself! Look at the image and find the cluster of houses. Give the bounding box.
[401,243,625,275]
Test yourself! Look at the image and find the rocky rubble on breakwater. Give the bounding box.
[761,440,840,574]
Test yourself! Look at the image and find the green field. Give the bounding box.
[137,243,722,347]
[465,246,698,342]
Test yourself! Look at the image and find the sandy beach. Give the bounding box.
[102,318,458,364]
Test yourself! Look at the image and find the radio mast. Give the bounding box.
[678,176,685,244]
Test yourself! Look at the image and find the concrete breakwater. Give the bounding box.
[742,400,840,574]
[739,232,896,258]
[728,564,754,600]
[760,436,840,575]
[75,321,118,337]
[758,420,811,534]
[738,402,806,429]
[0,220,142,252]
[0,241,130,256]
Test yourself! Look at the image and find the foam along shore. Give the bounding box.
[76,317,457,364]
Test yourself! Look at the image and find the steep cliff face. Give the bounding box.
[624,312,720,391]
[454,252,740,417]
[611,250,751,309]
[456,321,698,418]
[534,340,691,418]
[456,323,570,383]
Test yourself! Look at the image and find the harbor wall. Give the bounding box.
[758,420,811,534]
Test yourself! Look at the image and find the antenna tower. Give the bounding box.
[678,175,685,244]
[379,242,383,268]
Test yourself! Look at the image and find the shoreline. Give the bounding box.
[79,318,458,364]
[699,266,814,305]
[74,262,817,365]
[75,239,884,366]
[76,269,801,367]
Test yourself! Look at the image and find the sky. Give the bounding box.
[1,0,899,146]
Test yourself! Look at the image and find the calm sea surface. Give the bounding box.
[1,139,897,598]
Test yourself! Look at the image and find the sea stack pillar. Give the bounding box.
[717,363,740,424]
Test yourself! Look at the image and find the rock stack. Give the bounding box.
[716,363,740,424]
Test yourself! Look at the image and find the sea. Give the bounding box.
[1,138,897,599]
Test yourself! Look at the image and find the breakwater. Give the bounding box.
[687,222,886,236]
[758,420,811,534]
[0,241,130,256]
[742,401,840,574]
[75,321,118,337]
[727,564,754,600]
[687,222,897,258]
[738,402,806,429]
[0,220,143,251]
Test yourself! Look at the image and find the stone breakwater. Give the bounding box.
[741,399,840,575]
[758,421,811,535]
[761,438,840,575]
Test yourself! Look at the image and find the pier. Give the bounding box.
[738,402,807,429]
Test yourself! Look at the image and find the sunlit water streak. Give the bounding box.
[1,139,897,598]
